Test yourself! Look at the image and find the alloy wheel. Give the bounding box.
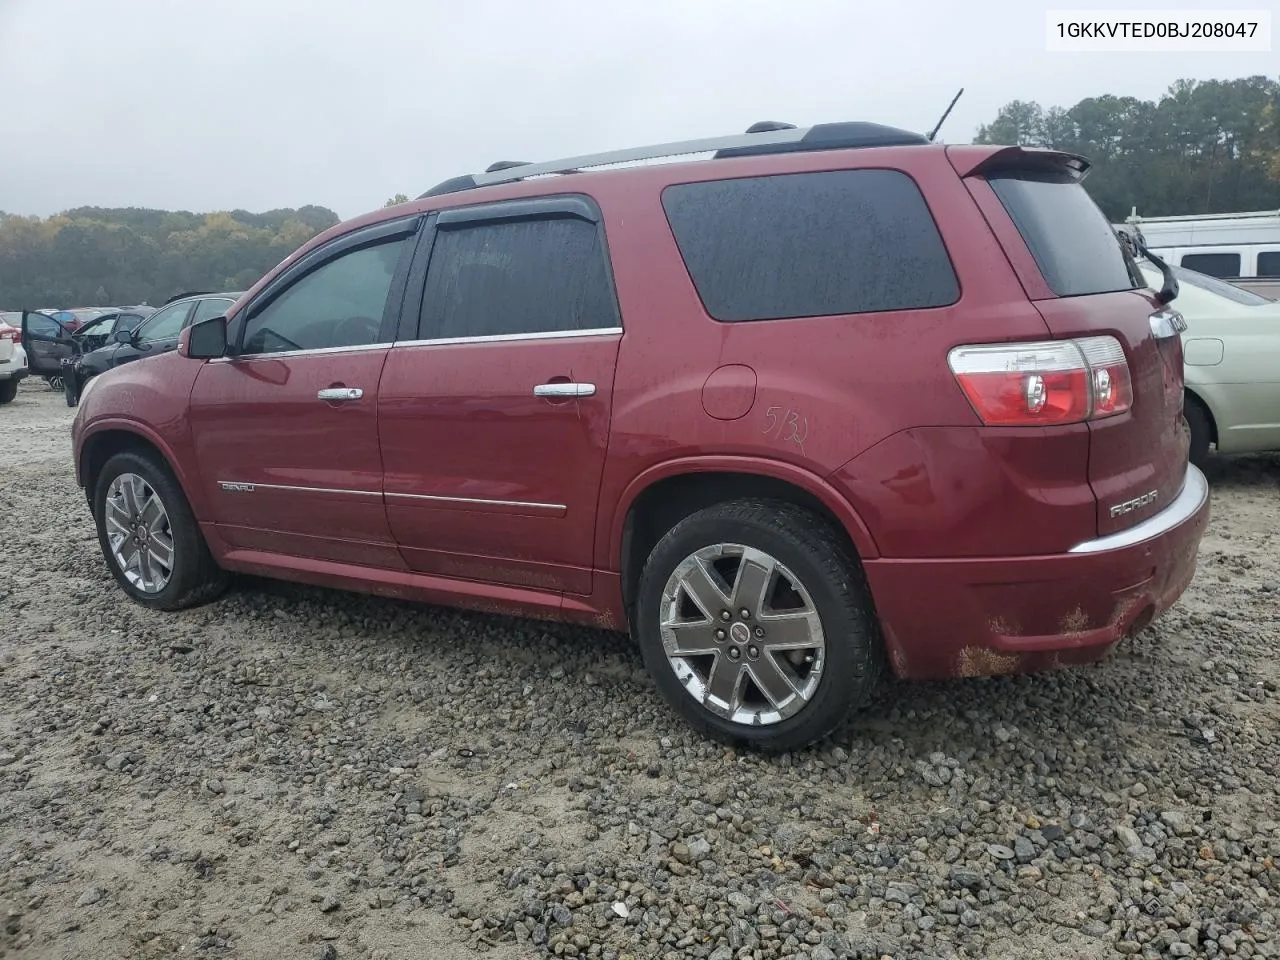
[104,472,175,593]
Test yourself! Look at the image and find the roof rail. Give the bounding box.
[419,121,930,199]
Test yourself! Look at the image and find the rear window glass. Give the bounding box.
[661,169,959,322]
[1258,251,1280,278]
[988,172,1139,297]
[1180,252,1241,279]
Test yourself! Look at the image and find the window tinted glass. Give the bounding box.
[76,316,112,337]
[26,313,64,337]
[1255,251,1280,278]
[421,217,618,339]
[117,313,146,332]
[662,170,958,322]
[1180,252,1241,279]
[988,173,1138,297]
[192,297,234,323]
[242,238,407,355]
[137,302,193,342]
[1171,265,1271,306]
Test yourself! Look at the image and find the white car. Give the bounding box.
[0,313,30,404]
[1139,262,1280,464]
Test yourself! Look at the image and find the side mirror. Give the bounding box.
[113,327,134,345]
[185,316,228,360]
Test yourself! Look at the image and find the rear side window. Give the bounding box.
[1258,251,1280,278]
[661,170,959,322]
[1181,252,1242,279]
[988,172,1138,297]
[421,217,619,339]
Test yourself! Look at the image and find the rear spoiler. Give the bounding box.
[946,145,1091,181]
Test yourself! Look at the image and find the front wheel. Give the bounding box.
[634,499,881,752]
[93,450,229,610]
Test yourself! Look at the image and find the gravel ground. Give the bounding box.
[2,379,1278,960]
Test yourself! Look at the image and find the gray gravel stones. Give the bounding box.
[2,385,1280,960]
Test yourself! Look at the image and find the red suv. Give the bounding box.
[71,121,1209,750]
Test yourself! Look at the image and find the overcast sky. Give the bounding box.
[0,0,1274,222]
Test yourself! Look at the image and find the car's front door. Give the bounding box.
[379,197,621,595]
[110,299,197,367]
[188,216,419,567]
[20,312,75,376]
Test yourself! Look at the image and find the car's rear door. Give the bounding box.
[379,196,622,595]
[188,215,420,567]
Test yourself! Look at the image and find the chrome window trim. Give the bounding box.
[1067,464,1208,554]
[385,491,566,511]
[394,326,622,348]
[210,342,394,363]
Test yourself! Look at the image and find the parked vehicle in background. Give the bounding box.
[1138,261,1280,465]
[71,121,1210,750]
[0,314,29,403]
[65,294,238,406]
[18,311,77,390]
[1116,209,1280,300]
[70,307,156,353]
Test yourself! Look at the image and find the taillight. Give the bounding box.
[948,336,1133,426]
[0,327,18,345]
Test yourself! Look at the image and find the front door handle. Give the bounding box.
[317,387,363,401]
[533,382,596,399]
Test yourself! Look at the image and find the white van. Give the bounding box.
[1114,209,1280,299]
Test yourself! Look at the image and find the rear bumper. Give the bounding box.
[864,464,1210,680]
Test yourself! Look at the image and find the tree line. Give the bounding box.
[974,75,1280,221]
[3,77,1277,309]
[0,205,339,310]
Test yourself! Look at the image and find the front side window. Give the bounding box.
[26,313,64,338]
[240,238,408,356]
[420,215,619,339]
[192,297,234,324]
[662,169,959,322]
[1180,252,1241,279]
[116,313,147,332]
[137,301,194,343]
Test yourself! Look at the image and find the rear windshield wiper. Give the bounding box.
[1134,238,1179,305]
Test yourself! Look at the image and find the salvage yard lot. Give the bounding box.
[1,380,1278,960]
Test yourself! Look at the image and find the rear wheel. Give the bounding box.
[93,450,228,610]
[634,499,881,752]
[0,378,17,404]
[1185,396,1212,469]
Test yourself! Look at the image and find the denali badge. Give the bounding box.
[1110,489,1158,518]
[219,481,256,493]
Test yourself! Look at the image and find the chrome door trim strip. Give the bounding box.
[217,480,381,497]
[210,342,393,363]
[394,327,622,348]
[217,481,567,514]
[384,491,567,512]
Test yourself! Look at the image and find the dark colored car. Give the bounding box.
[72,307,156,353]
[64,294,239,404]
[19,311,77,389]
[70,120,1210,750]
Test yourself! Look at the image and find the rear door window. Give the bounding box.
[661,169,959,322]
[420,215,619,339]
[987,172,1139,297]
[1180,252,1242,279]
[1258,251,1280,278]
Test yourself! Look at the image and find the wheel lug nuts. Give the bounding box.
[714,629,726,641]
[747,645,760,659]
[728,647,741,660]
[719,610,731,621]
[740,608,750,619]
[754,626,765,638]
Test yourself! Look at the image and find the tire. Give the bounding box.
[1185,396,1212,469]
[0,378,17,404]
[634,499,881,752]
[45,375,63,392]
[93,450,229,610]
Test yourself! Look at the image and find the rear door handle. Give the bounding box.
[317,387,363,401]
[533,382,596,398]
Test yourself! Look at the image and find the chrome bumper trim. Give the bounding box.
[1068,463,1208,555]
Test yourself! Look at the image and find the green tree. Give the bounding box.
[384,194,410,207]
